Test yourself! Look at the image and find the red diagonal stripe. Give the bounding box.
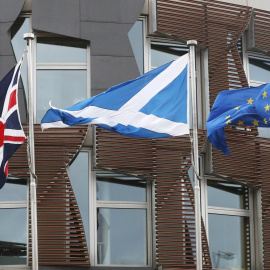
[0,122,5,148]
[8,90,17,110]
[4,161,8,177]
[4,135,25,143]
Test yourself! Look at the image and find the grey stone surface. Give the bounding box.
[80,0,145,24]
[33,0,145,95]
[32,0,80,38]
[0,23,13,56]
[91,55,139,91]
[0,0,25,22]
[0,56,16,80]
[80,22,134,56]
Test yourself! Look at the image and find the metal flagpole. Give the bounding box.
[187,40,202,270]
[24,32,39,270]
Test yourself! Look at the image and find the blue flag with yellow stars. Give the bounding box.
[207,83,270,155]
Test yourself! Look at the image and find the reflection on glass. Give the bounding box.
[97,208,147,265]
[69,152,89,251]
[249,55,270,83]
[208,214,249,269]
[36,70,87,122]
[97,174,146,202]
[37,37,87,63]
[151,42,188,68]
[128,20,144,75]
[207,180,249,209]
[0,209,27,265]
[0,180,27,201]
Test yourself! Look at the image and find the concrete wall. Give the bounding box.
[32,0,145,96]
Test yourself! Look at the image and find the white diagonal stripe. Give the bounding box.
[41,106,189,136]
[120,54,188,111]
[4,128,25,137]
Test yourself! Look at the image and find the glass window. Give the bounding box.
[0,209,27,265]
[35,36,89,123]
[128,20,144,75]
[36,70,87,123]
[68,151,152,267]
[37,37,87,63]
[97,208,147,265]
[208,214,249,269]
[207,180,249,209]
[206,179,252,269]
[69,151,89,250]
[151,41,188,69]
[249,55,270,83]
[0,179,28,266]
[0,180,27,202]
[97,174,146,202]
[96,173,150,266]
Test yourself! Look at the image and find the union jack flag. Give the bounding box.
[0,56,26,188]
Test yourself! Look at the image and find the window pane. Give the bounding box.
[208,214,250,269]
[97,174,146,202]
[0,209,27,265]
[151,41,187,68]
[0,180,27,201]
[69,152,89,250]
[128,20,144,75]
[207,180,249,209]
[97,208,147,265]
[37,37,87,63]
[249,55,270,83]
[36,70,87,123]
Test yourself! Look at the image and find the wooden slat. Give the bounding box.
[9,124,89,266]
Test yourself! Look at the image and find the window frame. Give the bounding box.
[201,175,263,269]
[0,180,29,268]
[68,149,154,268]
[242,32,270,87]
[32,33,91,123]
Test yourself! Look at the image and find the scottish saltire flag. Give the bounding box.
[41,54,189,138]
[207,83,270,155]
[0,56,26,188]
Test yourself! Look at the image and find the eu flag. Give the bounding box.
[207,83,270,155]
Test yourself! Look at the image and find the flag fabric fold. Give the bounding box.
[207,83,270,155]
[41,54,189,138]
[0,56,26,188]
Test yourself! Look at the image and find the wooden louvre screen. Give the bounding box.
[95,128,210,269]
[156,1,270,269]
[155,0,252,269]
[8,125,89,266]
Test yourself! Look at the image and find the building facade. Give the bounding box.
[1,0,270,269]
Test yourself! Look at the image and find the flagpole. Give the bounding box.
[24,33,39,270]
[187,40,202,270]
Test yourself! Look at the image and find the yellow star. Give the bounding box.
[263,91,268,98]
[247,98,254,104]
[265,104,270,112]
[264,118,268,125]
[226,119,231,125]
[238,120,244,126]
[234,106,240,110]
[225,115,230,119]
[252,119,259,127]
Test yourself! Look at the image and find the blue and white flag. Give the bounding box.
[41,54,189,138]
